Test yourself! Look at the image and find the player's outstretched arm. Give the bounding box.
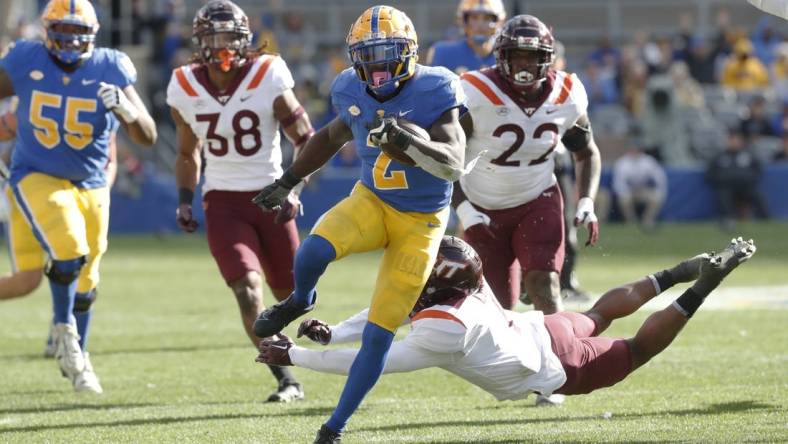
[290,116,353,179]
[172,107,200,233]
[562,113,601,246]
[252,116,352,211]
[0,68,13,101]
[258,335,448,375]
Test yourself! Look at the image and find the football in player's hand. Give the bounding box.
[379,119,430,167]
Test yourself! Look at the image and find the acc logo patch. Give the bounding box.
[348,105,360,116]
[496,107,509,116]
[29,70,44,81]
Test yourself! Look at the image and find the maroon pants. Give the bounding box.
[543,312,633,395]
[203,190,299,291]
[463,185,565,309]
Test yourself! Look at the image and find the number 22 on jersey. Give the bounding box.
[30,90,96,150]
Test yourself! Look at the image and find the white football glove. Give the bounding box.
[574,197,600,246]
[456,200,490,230]
[98,82,139,123]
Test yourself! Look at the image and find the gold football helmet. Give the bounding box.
[346,5,418,97]
[41,0,100,64]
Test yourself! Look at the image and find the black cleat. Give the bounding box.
[266,382,304,403]
[692,237,756,296]
[253,293,316,338]
[314,424,341,444]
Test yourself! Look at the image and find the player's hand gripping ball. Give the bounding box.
[367,116,430,166]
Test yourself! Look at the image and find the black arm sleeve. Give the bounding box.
[561,115,593,153]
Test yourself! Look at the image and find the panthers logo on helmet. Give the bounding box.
[346,5,418,97]
[41,0,99,64]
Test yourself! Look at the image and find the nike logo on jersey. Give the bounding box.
[82,79,97,85]
[545,108,559,115]
[269,344,290,350]
[240,95,252,102]
[427,222,441,228]
[398,109,414,117]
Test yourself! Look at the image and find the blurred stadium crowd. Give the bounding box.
[1,0,787,227]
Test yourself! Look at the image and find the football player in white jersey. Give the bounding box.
[453,15,601,313]
[259,236,756,403]
[166,0,314,402]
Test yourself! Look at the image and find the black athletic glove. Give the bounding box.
[252,169,301,211]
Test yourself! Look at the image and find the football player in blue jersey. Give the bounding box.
[252,5,466,443]
[0,0,156,393]
[426,0,506,74]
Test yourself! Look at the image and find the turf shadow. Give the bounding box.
[0,402,159,415]
[0,412,261,434]
[357,400,778,433]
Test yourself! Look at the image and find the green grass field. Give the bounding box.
[1,223,786,443]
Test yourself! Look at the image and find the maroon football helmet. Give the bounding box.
[493,15,555,87]
[412,236,484,315]
[192,0,252,72]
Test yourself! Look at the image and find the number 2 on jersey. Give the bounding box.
[372,152,408,190]
[30,91,97,150]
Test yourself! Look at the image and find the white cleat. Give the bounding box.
[52,322,85,380]
[535,393,566,407]
[73,352,103,394]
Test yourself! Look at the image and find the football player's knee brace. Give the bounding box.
[73,289,97,313]
[45,257,86,285]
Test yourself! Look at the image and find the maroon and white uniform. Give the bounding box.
[166,55,299,288]
[289,280,633,397]
[458,67,588,308]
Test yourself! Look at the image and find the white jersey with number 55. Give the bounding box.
[166,55,294,194]
[460,68,588,210]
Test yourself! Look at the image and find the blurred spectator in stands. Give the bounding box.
[771,42,788,100]
[588,35,621,67]
[740,95,778,142]
[712,7,735,57]
[643,36,675,75]
[751,16,782,67]
[275,11,317,79]
[619,51,648,117]
[775,135,788,161]
[721,39,770,91]
[670,61,706,111]
[707,128,769,230]
[641,73,693,165]
[672,12,695,62]
[686,37,717,84]
[612,141,667,231]
[579,62,619,110]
